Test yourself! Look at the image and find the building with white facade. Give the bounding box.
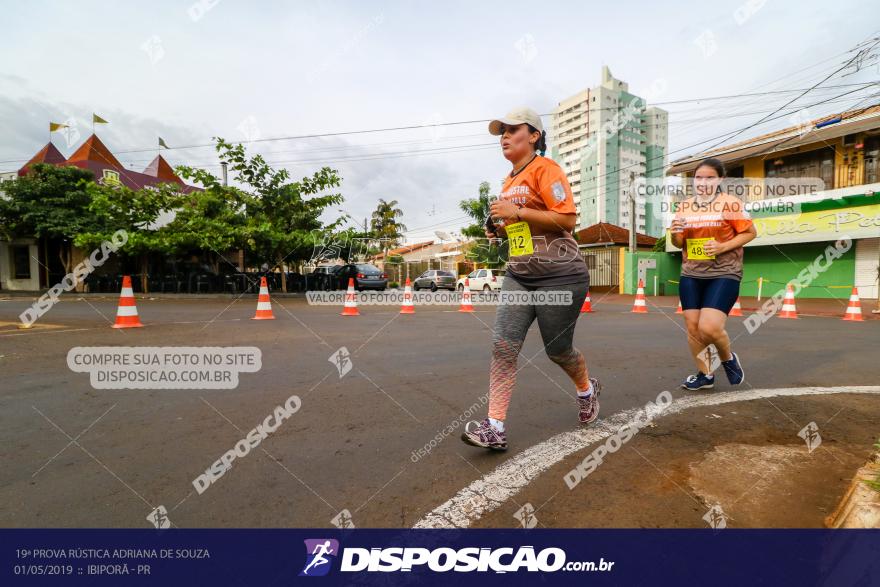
[550,66,668,236]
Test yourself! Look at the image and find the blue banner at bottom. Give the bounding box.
[2,529,878,586]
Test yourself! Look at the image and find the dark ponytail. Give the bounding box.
[528,125,547,156]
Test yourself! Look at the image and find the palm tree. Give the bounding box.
[459,181,493,238]
[370,199,406,259]
[459,181,505,268]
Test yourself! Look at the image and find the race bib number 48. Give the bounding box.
[687,237,715,261]
[506,221,534,256]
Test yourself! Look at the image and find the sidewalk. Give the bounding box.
[2,291,878,319]
[588,293,880,320]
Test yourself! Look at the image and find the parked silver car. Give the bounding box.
[412,269,457,291]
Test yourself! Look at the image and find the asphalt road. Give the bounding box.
[1,295,877,528]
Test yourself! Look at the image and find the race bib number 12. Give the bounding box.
[687,237,715,261]
[506,221,534,256]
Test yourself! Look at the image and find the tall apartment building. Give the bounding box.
[550,66,668,236]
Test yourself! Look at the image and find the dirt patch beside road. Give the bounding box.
[474,393,880,528]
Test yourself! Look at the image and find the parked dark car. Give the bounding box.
[307,265,343,290]
[334,263,388,291]
[412,269,456,291]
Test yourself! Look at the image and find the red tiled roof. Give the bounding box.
[574,222,657,246]
[21,142,66,168]
[143,155,181,182]
[66,134,124,168]
[374,240,435,259]
[17,134,199,193]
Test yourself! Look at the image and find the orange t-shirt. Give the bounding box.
[673,192,754,280]
[498,156,588,286]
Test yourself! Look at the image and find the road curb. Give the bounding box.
[825,448,880,528]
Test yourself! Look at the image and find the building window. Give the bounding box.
[10,245,31,279]
[764,146,834,187]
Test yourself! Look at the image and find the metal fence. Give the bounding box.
[580,247,619,288]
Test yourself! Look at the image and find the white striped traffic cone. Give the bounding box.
[580,288,593,313]
[842,287,863,322]
[676,300,683,314]
[400,278,415,314]
[779,284,798,319]
[729,297,743,317]
[341,278,360,316]
[631,280,647,313]
[458,279,475,312]
[112,275,143,328]
[251,276,275,320]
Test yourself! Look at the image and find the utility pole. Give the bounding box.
[628,172,637,253]
[221,161,244,273]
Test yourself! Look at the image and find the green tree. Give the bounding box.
[176,138,346,292]
[459,181,505,268]
[79,181,184,293]
[161,187,248,277]
[0,164,101,277]
[370,199,406,259]
[459,181,493,238]
[652,233,667,252]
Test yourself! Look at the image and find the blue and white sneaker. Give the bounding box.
[721,352,745,386]
[681,372,715,391]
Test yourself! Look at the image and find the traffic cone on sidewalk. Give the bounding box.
[341,278,360,316]
[729,298,743,317]
[676,301,683,314]
[458,279,475,313]
[842,287,864,322]
[112,275,143,328]
[400,278,415,314]
[779,284,798,319]
[631,280,648,313]
[580,288,593,313]
[251,276,275,320]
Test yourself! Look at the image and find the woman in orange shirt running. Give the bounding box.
[461,107,596,451]
[669,157,757,390]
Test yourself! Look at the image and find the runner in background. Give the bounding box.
[462,107,595,451]
[669,157,757,390]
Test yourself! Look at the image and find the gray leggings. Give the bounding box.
[487,276,589,420]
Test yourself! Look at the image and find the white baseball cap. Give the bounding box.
[488,107,543,135]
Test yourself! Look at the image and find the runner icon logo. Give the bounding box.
[798,422,822,453]
[513,503,538,529]
[300,539,340,577]
[702,504,729,529]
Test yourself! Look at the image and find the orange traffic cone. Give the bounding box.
[729,298,743,317]
[580,289,593,313]
[341,278,360,316]
[252,276,275,320]
[631,280,647,313]
[400,278,415,314]
[676,301,683,314]
[458,278,475,312]
[779,284,798,319]
[112,275,143,328]
[842,287,864,322]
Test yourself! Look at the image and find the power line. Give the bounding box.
[1,82,874,167]
[699,35,880,153]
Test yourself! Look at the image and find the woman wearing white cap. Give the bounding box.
[462,107,598,451]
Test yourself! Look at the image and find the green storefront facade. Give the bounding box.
[622,191,880,299]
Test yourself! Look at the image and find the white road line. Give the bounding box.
[413,385,880,529]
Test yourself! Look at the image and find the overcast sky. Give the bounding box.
[1,0,878,241]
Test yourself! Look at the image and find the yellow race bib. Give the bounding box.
[505,221,534,256]
[687,237,715,261]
